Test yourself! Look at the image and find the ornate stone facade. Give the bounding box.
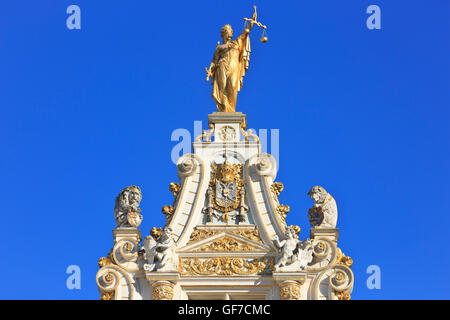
[96,7,353,300]
[96,113,354,300]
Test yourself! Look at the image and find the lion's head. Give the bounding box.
[308,186,328,204]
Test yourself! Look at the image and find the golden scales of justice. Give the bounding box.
[244,6,268,43]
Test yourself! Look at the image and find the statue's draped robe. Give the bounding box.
[211,30,251,112]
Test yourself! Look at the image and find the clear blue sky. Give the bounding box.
[0,0,448,299]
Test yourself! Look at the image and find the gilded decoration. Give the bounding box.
[162,182,181,227]
[271,182,290,226]
[187,228,263,245]
[336,291,351,300]
[210,161,244,213]
[97,251,117,300]
[169,182,181,198]
[271,182,284,197]
[195,236,258,252]
[98,256,113,268]
[205,6,267,112]
[179,257,273,276]
[100,292,114,300]
[150,227,163,240]
[152,282,174,300]
[288,225,301,238]
[279,282,301,300]
[336,248,353,268]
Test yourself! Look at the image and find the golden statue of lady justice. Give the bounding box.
[205,6,267,113]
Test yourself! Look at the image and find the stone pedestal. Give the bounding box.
[113,227,142,243]
[310,228,339,242]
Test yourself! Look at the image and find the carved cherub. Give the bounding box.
[142,227,163,272]
[307,186,337,228]
[273,227,299,269]
[154,227,177,271]
[114,186,143,228]
[273,226,314,271]
[142,235,157,271]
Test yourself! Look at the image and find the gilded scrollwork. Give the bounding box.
[335,248,353,268]
[270,182,284,197]
[187,228,264,245]
[162,181,182,227]
[270,182,290,227]
[194,237,258,252]
[276,205,290,226]
[179,257,273,276]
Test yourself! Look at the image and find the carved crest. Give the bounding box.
[210,161,244,213]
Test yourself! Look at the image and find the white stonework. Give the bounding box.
[307,186,338,229]
[96,112,354,300]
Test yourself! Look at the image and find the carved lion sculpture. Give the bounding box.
[114,186,143,228]
[307,186,337,228]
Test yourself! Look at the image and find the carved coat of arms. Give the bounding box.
[210,160,244,213]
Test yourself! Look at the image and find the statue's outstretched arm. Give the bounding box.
[238,20,254,41]
[238,7,257,40]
